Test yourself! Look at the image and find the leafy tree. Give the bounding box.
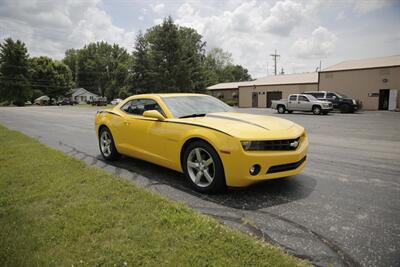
[67,42,130,99]
[131,17,207,93]
[29,56,73,100]
[63,49,79,86]
[0,38,31,106]
[203,47,252,86]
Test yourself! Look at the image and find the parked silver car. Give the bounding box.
[271,94,333,115]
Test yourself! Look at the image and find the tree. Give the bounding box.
[131,17,207,93]
[63,49,79,86]
[29,56,73,100]
[203,47,252,86]
[67,42,130,99]
[0,38,31,105]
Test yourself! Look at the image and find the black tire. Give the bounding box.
[99,127,120,161]
[287,110,293,114]
[340,104,350,113]
[312,105,322,115]
[182,140,226,193]
[277,105,286,114]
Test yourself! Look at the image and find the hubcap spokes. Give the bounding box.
[187,148,215,187]
[100,131,112,156]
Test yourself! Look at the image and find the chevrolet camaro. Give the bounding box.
[95,93,308,193]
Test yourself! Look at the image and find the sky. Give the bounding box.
[0,0,399,78]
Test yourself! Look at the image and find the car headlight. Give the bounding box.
[352,99,357,105]
[323,103,330,107]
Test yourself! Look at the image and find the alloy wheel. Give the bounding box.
[186,147,215,187]
[100,130,112,157]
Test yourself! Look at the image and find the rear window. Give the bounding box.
[289,95,297,101]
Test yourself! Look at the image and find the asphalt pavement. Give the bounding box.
[0,106,399,267]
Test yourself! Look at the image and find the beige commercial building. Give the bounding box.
[207,55,400,110]
[238,73,318,108]
[319,55,400,110]
[207,81,247,101]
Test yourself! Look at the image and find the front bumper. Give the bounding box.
[221,135,308,187]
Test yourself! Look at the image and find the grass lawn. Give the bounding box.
[0,125,308,267]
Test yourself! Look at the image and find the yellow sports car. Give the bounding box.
[95,93,308,193]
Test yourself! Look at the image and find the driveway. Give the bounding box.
[0,106,399,266]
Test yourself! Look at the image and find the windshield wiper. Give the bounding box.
[179,113,206,119]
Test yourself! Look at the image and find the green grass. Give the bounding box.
[0,125,308,267]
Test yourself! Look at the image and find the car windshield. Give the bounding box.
[162,95,232,118]
[336,93,347,98]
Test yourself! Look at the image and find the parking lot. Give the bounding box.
[0,106,399,266]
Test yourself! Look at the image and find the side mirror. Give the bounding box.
[143,110,165,121]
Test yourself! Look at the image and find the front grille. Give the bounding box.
[247,137,300,151]
[266,156,306,174]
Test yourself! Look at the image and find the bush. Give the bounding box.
[0,101,10,106]
[224,99,238,106]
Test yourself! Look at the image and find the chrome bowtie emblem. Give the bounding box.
[290,141,299,148]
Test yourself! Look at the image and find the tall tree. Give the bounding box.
[131,31,151,93]
[0,38,30,105]
[131,17,207,93]
[29,56,73,100]
[203,47,252,86]
[68,42,130,99]
[63,49,79,87]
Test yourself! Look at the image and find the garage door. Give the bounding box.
[267,91,282,108]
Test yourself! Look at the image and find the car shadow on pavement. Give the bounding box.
[98,154,317,211]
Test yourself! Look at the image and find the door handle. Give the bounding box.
[124,120,129,126]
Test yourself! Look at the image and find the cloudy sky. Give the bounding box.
[1,0,399,78]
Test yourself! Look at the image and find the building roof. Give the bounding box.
[206,72,318,90]
[322,55,400,72]
[248,72,318,86]
[70,88,98,97]
[34,95,50,101]
[207,81,252,90]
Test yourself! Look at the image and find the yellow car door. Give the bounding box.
[120,98,172,166]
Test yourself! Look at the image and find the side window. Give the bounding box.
[314,93,324,98]
[121,99,165,116]
[326,93,336,99]
[289,95,297,101]
[298,96,309,102]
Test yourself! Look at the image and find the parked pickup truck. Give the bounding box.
[271,94,333,115]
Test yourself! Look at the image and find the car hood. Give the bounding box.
[171,112,304,140]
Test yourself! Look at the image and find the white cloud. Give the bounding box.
[261,0,305,36]
[150,3,165,14]
[175,0,319,77]
[292,26,337,59]
[353,0,393,14]
[336,10,345,20]
[0,0,135,59]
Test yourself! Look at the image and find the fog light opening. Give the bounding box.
[249,164,261,176]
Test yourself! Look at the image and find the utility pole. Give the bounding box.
[270,49,280,75]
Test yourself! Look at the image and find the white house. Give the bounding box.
[69,88,99,104]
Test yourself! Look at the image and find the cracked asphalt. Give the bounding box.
[1,106,399,267]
